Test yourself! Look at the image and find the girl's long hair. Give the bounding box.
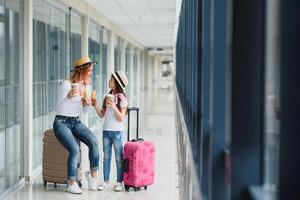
[70,64,91,85]
[102,76,127,112]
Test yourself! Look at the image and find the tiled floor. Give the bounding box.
[5,79,179,200]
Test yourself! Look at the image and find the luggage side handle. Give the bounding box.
[123,159,129,173]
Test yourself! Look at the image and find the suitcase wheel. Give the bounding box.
[144,186,147,190]
[43,181,47,187]
[125,185,130,191]
[133,187,141,191]
[54,183,57,188]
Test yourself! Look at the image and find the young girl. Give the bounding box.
[92,71,128,192]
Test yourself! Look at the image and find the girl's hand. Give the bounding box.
[107,98,117,110]
[91,98,97,107]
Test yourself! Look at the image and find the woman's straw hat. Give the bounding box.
[73,56,97,70]
[111,71,128,90]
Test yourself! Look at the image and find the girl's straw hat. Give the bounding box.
[111,71,128,90]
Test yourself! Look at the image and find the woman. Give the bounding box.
[53,56,99,194]
[92,71,128,192]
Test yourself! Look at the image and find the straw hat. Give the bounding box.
[73,56,97,70]
[111,71,128,90]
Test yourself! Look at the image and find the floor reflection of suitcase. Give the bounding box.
[123,107,155,191]
[42,129,82,187]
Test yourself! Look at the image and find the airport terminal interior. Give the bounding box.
[0,0,300,200]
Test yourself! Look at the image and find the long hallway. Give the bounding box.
[5,80,179,200]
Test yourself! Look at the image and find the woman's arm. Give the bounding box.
[92,98,105,118]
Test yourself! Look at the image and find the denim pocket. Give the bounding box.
[114,131,122,140]
[54,118,66,124]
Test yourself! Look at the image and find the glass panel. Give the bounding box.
[0,0,22,195]
[5,8,21,188]
[0,0,4,15]
[125,44,131,98]
[114,35,121,71]
[88,21,102,129]
[102,28,108,97]
[70,10,81,63]
[33,0,69,170]
[133,48,138,104]
[264,0,280,194]
[0,19,5,194]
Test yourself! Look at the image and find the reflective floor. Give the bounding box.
[5,79,179,200]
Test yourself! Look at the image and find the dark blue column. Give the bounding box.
[231,0,265,199]
[279,0,300,199]
[200,0,211,198]
[209,0,231,199]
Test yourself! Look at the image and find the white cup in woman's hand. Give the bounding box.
[71,83,80,96]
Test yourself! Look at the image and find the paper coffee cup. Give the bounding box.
[71,83,80,96]
[106,94,114,106]
[83,90,89,100]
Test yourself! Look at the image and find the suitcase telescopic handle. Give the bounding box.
[127,107,140,141]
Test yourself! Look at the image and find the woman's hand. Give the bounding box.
[82,98,92,106]
[67,88,78,99]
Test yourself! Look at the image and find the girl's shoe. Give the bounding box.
[85,171,97,191]
[98,182,108,191]
[114,182,123,192]
[67,183,83,194]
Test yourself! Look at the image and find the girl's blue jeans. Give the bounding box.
[102,130,124,182]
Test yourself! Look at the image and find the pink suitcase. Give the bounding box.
[123,107,155,191]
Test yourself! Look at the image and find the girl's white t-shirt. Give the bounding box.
[56,80,91,117]
[102,94,128,131]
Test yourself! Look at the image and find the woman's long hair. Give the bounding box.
[70,64,91,85]
[102,76,127,112]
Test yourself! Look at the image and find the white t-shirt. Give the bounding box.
[102,94,128,131]
[56,80,91,117]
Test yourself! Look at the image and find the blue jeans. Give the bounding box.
[53,116,99,181]
[103,131,124,182]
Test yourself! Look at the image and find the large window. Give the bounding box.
[114,35,121,71]
[102,28,108,97]
[32,0,73,170]
[0,0,23,195]
[70,9,81,65]
[88,21,102,129]
[133,48,138,104]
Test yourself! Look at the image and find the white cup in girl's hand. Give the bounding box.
[106,94,114,106]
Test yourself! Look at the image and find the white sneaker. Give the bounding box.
[67,183,82,194]
[114,182,123,192]
[85,171,97,191]
[97,182,108,191]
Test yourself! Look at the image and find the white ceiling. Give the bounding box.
[87,0,176,50]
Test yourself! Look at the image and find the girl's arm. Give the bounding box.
[113,107,127,122]
[94,105,105,118]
